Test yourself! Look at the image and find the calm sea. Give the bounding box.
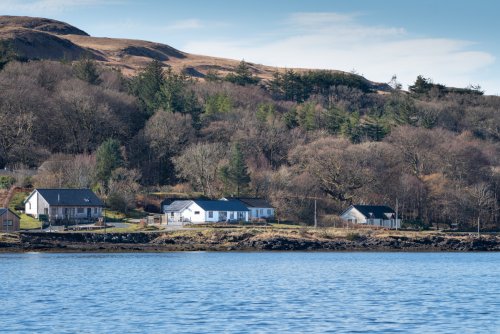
[0,252,499,333]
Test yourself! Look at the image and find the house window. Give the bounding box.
[77,208,84,214]
[28,203,31,210]
[170,212,174,217]
[194,211,200,215]
[94,208,98,214]
[259,209,263,215]
[3,220,13,226]
[267,209,272,215]
[208,211,213,218]
[51,208,57,215]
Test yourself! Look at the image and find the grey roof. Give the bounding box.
[165,200,193,212]
[0,208,20,219]
[195,200,249,212]
[348,205,396,219]
[33,189,104,207]
[231,198,273,208]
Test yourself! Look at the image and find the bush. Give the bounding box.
[345,232,362,241]
[0,175,16,189]
[107,192,128,213]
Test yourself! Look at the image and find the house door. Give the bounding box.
[87,208,92,218]
[219,211,227,221]
[64,208,69,219]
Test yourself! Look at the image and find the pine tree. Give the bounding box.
[0,40,17,70]
[96,139,124,185]
[129,60,165,114]
[225,60,260,86]
[73,57,102,85]
[221,143,250,196]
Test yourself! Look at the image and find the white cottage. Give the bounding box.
[221,198,275,220]
[165,200,250,225]
[341,205,401,228]
[24,188,104,223]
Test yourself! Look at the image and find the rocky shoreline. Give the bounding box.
[1,229,499,252]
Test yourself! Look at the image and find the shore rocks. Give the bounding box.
[0,231,498,252]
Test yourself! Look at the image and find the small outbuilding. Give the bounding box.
[0,208,20,232]
[341,205,401,228]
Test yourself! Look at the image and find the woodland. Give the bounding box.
[0,54,498,229]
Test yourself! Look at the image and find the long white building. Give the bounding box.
[165,200,250,225]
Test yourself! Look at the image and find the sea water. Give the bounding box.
[0,252,498,333]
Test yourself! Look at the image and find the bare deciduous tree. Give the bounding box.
[173,142,226,198]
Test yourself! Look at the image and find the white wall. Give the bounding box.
[25,191,50,218]
[340,208,367,224]
[341,208,401,228]
[167,203,250,224]
[24,191,38,217]
[181,203,206,223]
[249,208,274,219]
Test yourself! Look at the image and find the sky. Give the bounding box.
[2,0,499,94]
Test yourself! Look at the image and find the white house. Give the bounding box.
[165,200,250,225]
[340,205,401,228]
[221,198,275,220]
[24,188,104,223]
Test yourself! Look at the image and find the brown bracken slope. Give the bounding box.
[0,15,390,90]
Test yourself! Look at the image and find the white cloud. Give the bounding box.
[0,0,121,15]
[164,19,203,31]
[182,12,497,93]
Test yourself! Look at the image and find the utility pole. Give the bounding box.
[395,198,399,231]
[314,199,317,228]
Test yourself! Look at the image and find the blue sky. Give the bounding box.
[2,0,499,94]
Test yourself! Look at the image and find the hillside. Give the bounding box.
[0,16,498,232]
[0,15,389,89]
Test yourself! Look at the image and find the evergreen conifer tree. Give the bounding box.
[221,143,250,196]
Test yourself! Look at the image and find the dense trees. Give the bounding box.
[0,58,498,228]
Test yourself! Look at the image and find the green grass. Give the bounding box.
[20,214,42,230]
[126,209,149,219]
[90,223,161,234]
[91,223,142,233]
[270,223,302,229]
[9,191,29,211]
[103,210,126,222]
[103,209,148,222]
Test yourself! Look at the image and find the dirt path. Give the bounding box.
[1,186,18,208]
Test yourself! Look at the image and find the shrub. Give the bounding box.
[0,175,16,189]
[345,232,362,241]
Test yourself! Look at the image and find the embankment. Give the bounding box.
[0,229,499,252]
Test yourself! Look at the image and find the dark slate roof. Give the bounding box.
[165,200,193,212]
[0,208,20,219]
[194,200,249,212]
[350,205,396,219]
[230,198,273,208]
[35,189,104,206]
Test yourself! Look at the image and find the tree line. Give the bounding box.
[0,56,498,229]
